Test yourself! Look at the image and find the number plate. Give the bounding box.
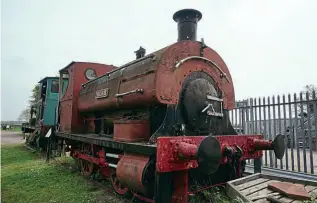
[95,88,109,99]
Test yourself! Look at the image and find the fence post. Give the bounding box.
[254,158,262,173]
[232,91,316,175]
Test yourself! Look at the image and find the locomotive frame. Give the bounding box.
[47,8,286,203]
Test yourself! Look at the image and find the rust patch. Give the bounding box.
[155,40,235,110]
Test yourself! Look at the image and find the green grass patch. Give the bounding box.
[6,126,22,132]
[1,144,105,203]
[1,126,22,133]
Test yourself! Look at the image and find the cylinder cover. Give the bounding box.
[116,154,153,196]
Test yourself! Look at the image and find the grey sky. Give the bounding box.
[1,0,317,121]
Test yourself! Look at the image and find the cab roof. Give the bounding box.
[38,77,59,84]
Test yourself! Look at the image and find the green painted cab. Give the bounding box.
[37,77,68,126]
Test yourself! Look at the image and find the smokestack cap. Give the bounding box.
[173,9,202,41]
[173,9,202,23]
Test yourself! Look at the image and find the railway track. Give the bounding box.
[244,164,317,182]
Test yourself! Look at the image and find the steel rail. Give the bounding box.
[244,164,317,182]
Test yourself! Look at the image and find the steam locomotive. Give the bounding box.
[45,8,285,203]
[22,77,60,147]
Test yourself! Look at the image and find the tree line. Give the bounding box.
[295,84,316,117]
[18,84,40,122]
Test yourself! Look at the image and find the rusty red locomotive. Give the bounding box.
[52,8,285,203]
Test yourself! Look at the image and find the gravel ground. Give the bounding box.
[1,130,25,145]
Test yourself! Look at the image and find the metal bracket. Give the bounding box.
[175,56,230,83]
[201,95,224,117]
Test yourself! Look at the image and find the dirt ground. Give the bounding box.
[1,130,25,145]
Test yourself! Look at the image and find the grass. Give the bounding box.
[1,144,106,203]
[0,144,235,203]
[5,143,313,203]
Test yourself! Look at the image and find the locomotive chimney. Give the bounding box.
[173,8,202,41]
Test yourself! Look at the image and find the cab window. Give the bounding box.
[51,80,59,93]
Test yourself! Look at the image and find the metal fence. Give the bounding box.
[230,91,317,175]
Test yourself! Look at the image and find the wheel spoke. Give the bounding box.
[79,143,94,177]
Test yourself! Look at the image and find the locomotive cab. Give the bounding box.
[57,61,116,133]
[25,77,61,149]
[37,77,60,126]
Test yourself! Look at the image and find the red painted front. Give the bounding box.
[155,134,274,203]
[156,135,265,173]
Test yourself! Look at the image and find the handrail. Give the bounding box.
[175,56,230,83]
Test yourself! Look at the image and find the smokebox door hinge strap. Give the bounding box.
[174,56,230,83]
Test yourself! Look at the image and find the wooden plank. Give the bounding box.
[309,188,317,199]
[254,199,270,203]
[229,173,261,186]
[266,196,288,203]
[253,193,281,203]
[226,182,252,203]
[253,194,285,203]
[236,178,270,191]
[247,188,276,200]
[272,195,283,199]
[241,180,276,196]
[249,191,279,201]
[277,197,295,203]
[309,187,317,194]
[226,172,317,203]
[305,185,317,193]
[226,173,263,202]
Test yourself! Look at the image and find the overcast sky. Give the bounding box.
[1,0,317,121]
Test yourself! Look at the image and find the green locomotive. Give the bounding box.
[23,77,68,150]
